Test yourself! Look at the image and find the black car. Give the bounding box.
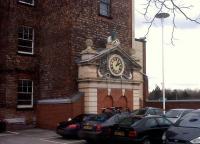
[56,114,96,138]
[165,109,200,144]
[78,112,130,142]
[110,115,172,144]
[132,107,163,116]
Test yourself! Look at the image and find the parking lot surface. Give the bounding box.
[0,129,86,144]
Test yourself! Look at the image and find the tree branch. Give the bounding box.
[140,0,200,45]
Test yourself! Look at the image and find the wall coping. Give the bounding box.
[37,92,84,104]
[146,99,200,102]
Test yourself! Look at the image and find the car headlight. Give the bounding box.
[190,137,200,144]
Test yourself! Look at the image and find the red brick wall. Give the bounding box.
[0,0,39,126]
[0,0,133,129]
[36,97,84,129]
[38,0,133,100]
[145,101,200,110]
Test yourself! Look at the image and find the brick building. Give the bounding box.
[0,0,147,129]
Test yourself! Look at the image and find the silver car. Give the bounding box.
[165,109,193,123]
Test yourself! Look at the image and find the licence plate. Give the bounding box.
[83,125,93,130]
[114,131,125,136]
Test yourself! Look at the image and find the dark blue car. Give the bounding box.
[165,109,200,144]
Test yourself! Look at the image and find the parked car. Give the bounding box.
[165,108,193,123]
[0,119,6,133]
[78,112,130,143]
[131,107,163,116]
[101,107,130,113]
[110,115,172,144]
[165,109,200,144]
[56,114,96,138]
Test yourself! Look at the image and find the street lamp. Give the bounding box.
[155,12,170,114]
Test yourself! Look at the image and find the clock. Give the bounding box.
[108,54,125,76]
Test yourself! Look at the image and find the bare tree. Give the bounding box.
[139,0,200,45]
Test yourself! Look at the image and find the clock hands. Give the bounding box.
[108,54,125,76]
[116,60,121,67]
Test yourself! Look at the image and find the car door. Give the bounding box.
[140,118,161,142]
[155,117,172,140]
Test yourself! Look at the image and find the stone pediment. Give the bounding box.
[78,45,142,80]
[79,46,141,69]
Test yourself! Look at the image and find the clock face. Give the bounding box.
[108,54,125,76]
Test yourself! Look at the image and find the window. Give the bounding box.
[18,26,34,54]
[17,80,33,108]
[156,118,172,126]
[145,118,158,128]
[100,0,111,17]
[18,0,34,6]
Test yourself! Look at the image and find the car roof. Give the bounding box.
[144,107,162,110]
[192,109,200,113]
[130,114,163,119]
[168,109,193,111]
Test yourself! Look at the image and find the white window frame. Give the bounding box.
[18,26,34,55]
[18,0,35,6]
[100,0,111,17]
[17,79,33,108]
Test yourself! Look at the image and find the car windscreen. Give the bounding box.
[176,112,200,128]
[165,110,182,118]
[118,117,142,126]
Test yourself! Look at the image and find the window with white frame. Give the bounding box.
[17,80,33,108]
[18,0,34,6]
[18,26,34,54]
[100,0,111,17]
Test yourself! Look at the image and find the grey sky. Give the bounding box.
[135,0,200,90]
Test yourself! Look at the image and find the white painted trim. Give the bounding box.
[18,0,34,6]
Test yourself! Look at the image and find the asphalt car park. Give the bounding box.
[0,129,86,144]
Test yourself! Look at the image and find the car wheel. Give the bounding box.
[143,138,151,144]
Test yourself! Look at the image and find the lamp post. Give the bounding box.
[155,12,170,114]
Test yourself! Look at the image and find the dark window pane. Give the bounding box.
[18,39,32,47]
[28,87,32,92]
[27,81,32,86]
[100,0,110,17]
[18,93,31,100]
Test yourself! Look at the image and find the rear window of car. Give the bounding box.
[132,109,146,115]
[165,110,182,118]
[156,117,172,126]
[82,114,97,122]
[89,113,111,122]
[118,117,142,126]
[176,112,200,128]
